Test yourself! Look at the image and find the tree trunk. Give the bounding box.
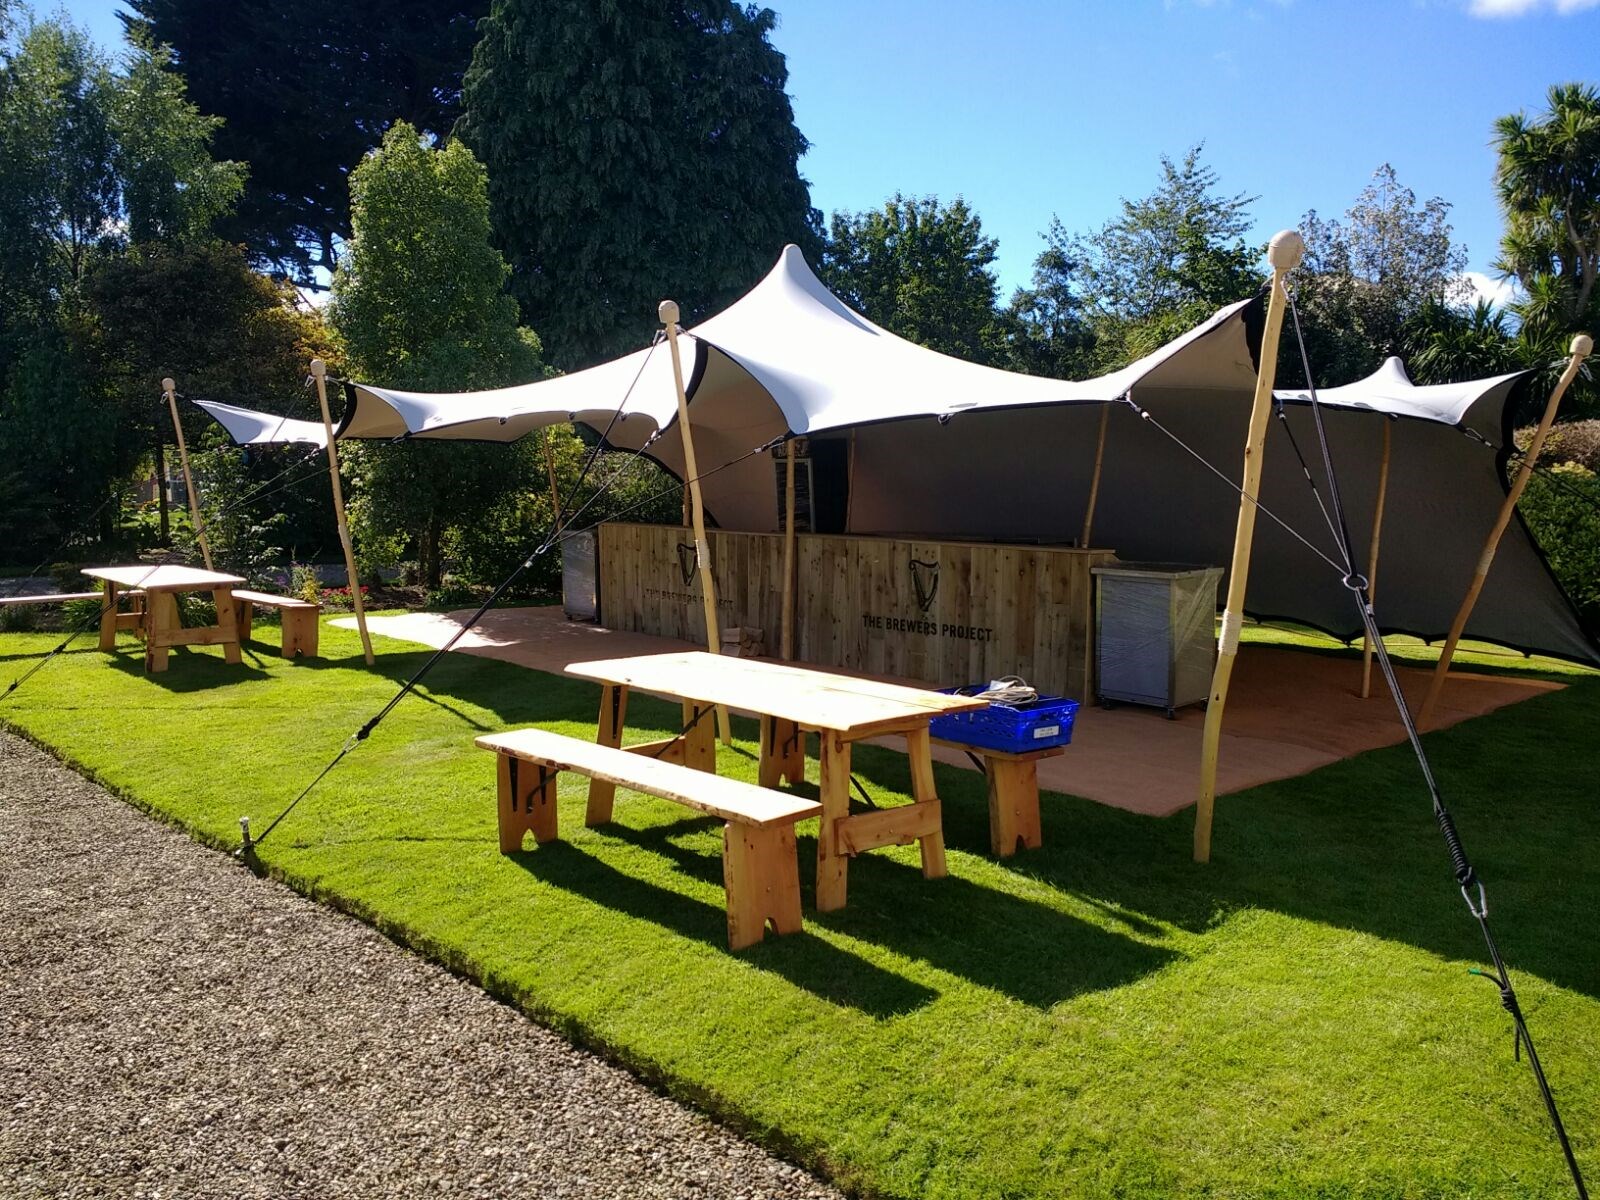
[155,438,170,544]
[423,519,443,590]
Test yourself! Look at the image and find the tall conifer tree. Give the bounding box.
[458,0,820,368]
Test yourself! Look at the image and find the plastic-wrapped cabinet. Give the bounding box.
[1092,563,1223,717]
[562,530,600,621]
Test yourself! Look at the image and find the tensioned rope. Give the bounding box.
[1279,290,1588,1200]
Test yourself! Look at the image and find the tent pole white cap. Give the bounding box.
[659,300,680,325]
[1572,333,1593,357]
[161,377,175,393]
[1268,229,1305,272]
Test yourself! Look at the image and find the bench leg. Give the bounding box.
[144,593,178,673]
[98,583,118,651]
[758,715,805,787]
[281,607,318,659]
[498,755,558,852]
[237,599,255,645]
[724,822,803,950]
[586,685,628,826]
[906,726,947,880]
[987,758,1043,857]
[682,700,717,773]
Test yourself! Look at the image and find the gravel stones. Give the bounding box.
[0,732,839,1199]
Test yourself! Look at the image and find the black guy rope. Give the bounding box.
[1281,288,1588,1200]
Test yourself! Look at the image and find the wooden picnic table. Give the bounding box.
[565,651,986,911]
[83,565,247,674]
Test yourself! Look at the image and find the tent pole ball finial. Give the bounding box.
[1267,229,1305,272]
[658,299,681,327]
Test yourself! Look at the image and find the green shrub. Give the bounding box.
[1520,462,1600,631]
[0,603,39,632]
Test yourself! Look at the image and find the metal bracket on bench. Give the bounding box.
[609,686,623,734]
[507,756,519,812]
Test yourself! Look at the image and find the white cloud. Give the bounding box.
[1466,0,1600,17]
[1462,271,1520,309]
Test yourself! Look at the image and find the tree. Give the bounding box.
[1031,146,1259,372]
[122,0,487,284]
[331,122,548,588]
[999,240,1097,380]
[821,194,1003,363]
[1292,164,1469,386]
[1406,298,1518,385]
[458,0,821,368]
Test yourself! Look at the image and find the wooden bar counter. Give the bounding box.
[597,523,1114,701]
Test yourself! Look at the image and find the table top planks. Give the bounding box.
[82,565,247,591]
[565,651,987,737]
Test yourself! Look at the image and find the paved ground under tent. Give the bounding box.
[336,606,1562,817]
[0,732,838,1200]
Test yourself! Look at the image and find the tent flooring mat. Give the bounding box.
[336,606,1562,818]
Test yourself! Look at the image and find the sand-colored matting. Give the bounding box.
[337,606,1562,817]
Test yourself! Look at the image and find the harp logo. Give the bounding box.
[910,558,939,613]
[676,542,697,586]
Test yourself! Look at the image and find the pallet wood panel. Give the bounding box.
[597,523,1114,700]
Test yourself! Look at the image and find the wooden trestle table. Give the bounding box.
[83,564,247,674]
[564,651,987,911]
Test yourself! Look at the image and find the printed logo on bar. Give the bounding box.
[910,558,939,614]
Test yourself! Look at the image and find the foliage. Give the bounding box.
[122,0,486,284]
[1520,462,1600,630]
[997,238,1098,380]
[1406,298,1519,385]
[1529,417,1600,472]
[820,194,1003,364]
[291,563,321,605]
[1291,164,1470,386]
[458,0,821,368]
[331,122,548,589]
[2,621,1596,1199]
[1031,145,1259,373]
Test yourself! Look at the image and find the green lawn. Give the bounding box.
[1,618,1596,1199]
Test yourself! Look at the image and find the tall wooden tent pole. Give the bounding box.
[1080,403,1110,548]
[780,443,797,661]
[1193,230,1304,864]
[1359,419,1392,699]
[1417,332,1592,728]
[163,377,213,571]
[660,301,733,745]
[311,358,375,667]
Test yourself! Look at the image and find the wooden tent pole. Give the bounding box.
[311,358,375,666]
[780,442,797,661]
[163,376,214,571]
[540,428,563,527]
[1080,403,1110,547]
[1359,420,1392,699]
[660,301,732,745]
[1417,332,1592,728]
[1193,230,1304,865]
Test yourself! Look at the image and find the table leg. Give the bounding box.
[905,726,948,879]
[144,593,177,673]
[212,588,242,665]
[759,715,805,787]
[814,730,852,912]
[98,582,118,652]
[683,700,717,773]
[586,684,628,825]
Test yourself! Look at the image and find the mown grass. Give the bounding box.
[0,618,1596,1199]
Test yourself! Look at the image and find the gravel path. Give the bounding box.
[0,731,840,1200]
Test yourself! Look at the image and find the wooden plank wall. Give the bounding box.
[598,523,1113,699]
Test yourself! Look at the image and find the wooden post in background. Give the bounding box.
[780,439,798,661]
[163,377,214,572]
[1359,419,1392,699]
[311,358,375,666]
[1194,229,1304,864]
[1417,332,1592,728]
[660,301,732,745]
[540,427,563,527]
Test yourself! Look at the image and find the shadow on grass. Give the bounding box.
[509,839,938,1017]
[106,648,272,688]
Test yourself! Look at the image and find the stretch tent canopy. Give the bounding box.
[195,244,1598,665]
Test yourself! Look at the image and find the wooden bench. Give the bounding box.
[0,592,109,606]
[932,738,1066,858]
[476,728,822,950]
[232,589,320,659]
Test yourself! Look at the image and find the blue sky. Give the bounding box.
[58,0,1600,299]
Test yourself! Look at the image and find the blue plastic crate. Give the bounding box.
[929,688,1079,753]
